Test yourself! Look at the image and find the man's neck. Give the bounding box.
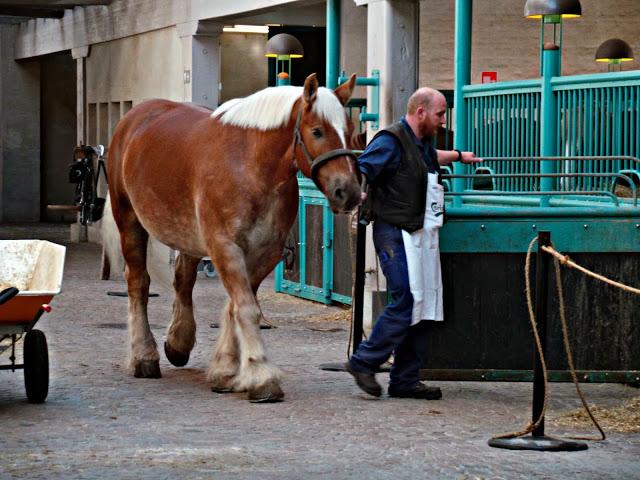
[405,115,423,140]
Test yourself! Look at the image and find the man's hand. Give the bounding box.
[460,151,482,165]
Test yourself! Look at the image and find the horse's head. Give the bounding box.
[293,73,362,214]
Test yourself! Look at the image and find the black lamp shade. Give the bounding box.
[524,0,582,18]
[595,38,634,62]
[265,33,304,58]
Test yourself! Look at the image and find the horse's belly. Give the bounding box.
[134,202,208,257]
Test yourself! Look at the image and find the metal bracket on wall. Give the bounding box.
[339,69,380,130]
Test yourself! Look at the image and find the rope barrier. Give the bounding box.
[542,245,640,295]
[552,252,605,441]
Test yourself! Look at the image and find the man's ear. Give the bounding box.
[303,73,319,107]
[334,73,356,106]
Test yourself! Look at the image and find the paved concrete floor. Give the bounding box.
[1,224,639,479]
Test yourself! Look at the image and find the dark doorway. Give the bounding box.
[267,26,326,87]
[40,51,76,222]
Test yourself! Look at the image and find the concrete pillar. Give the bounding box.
[177,20,223,109]
[72,46,89,145]
[354,0,419,332]
[356,0,418,133]
[0,24,40,222]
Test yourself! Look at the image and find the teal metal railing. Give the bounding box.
[464,80,542,191]
[554,72,640,192]
[458,71,640,199]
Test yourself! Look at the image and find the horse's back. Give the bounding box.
[110,99,210,154]
[107,99,217,254]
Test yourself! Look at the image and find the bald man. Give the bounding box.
[345,88,481,400]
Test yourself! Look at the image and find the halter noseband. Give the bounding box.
[293,108,356,181]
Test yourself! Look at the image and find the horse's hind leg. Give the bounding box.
[164,252,200,367]
[118,212,160,378]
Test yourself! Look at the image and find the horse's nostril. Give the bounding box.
[334,188,344,201]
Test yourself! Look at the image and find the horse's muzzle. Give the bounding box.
[328,180,362,213]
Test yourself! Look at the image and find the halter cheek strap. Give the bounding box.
[293,108,356,182]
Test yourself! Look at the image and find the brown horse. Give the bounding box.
[107,73,361,402]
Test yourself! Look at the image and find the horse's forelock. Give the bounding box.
[312,88,348,146]
[211,86,347,144]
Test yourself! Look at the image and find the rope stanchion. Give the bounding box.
[489,231,588,452]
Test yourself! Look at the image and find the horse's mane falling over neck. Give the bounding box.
[211,85,347,145]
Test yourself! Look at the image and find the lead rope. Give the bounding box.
[552,248,605,441]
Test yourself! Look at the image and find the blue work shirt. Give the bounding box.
[357,117,438,186]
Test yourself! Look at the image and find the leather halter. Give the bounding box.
[292,107,356,182]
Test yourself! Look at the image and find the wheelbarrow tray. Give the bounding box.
[0,240,66,324]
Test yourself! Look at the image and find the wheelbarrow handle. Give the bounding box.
[0,286,20,305]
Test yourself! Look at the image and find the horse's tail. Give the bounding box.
[100,192,125,280]
[100,192,176,290]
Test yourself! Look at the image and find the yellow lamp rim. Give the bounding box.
[526,13,581,19]
[596,58,634,62]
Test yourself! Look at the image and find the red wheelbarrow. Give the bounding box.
[0,240,66,403]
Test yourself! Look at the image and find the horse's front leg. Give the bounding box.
[164,252,200,367]
[209,242,283,402]
[208,300,240,392]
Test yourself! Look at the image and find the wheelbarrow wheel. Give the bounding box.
[24,329,49,403]
[203,261,216,278]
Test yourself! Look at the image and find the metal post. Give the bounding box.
[352,221,366,352]
[326,0,340,89]
[540,45,560,207]
[318,214,366,372]
[532,231,551,437]
[453,0,472,207]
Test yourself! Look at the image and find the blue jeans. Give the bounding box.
[349,221,429,390]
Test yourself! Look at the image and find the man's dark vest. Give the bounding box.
[369,122,437,233]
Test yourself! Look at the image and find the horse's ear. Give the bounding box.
[303,73,319,106]
[334,73,356,106]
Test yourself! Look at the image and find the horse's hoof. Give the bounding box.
[164,341,190,367]
[210,375,236,393]
[211,385,234,393]
[248,381,284,403]
[133,360,162,378]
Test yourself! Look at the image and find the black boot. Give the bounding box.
[344,362,382,397]
[388,381,442,400]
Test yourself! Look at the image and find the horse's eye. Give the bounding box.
[312,128,323,138]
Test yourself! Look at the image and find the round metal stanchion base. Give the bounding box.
[318,362,391,372]
[107,291,159,297]
[488,435,588,451]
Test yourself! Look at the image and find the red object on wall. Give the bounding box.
[481,71,498,83]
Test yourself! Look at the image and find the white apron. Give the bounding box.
[401,172,445,325]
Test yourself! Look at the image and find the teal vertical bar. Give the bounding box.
[540,46,560,206]
[326,0,340,89]
[636,86,640,158]
[322,203,334,300]
[298,197,306,292]
[623,87,629,157]
[274,261,284,292]
[571,89,577,190]
[631,87,636,158]
[453,0,472,206]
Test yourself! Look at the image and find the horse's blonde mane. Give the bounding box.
[212,86,347,136]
